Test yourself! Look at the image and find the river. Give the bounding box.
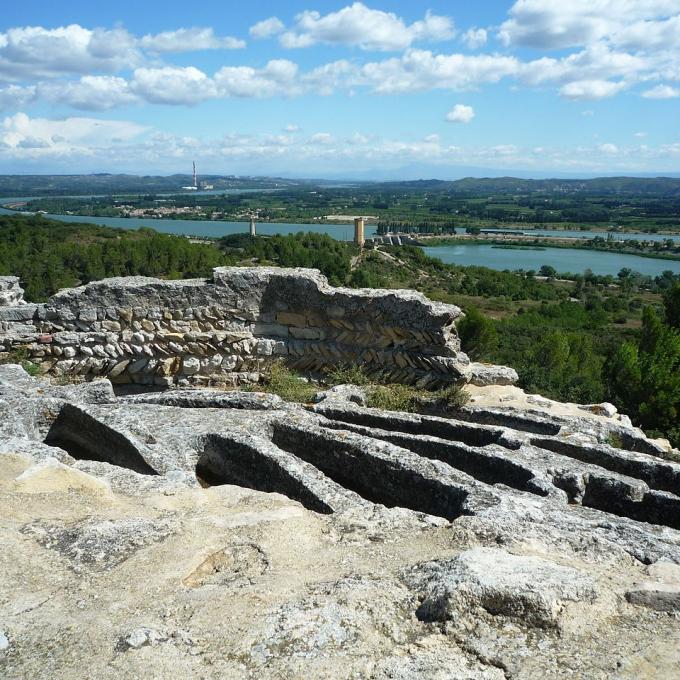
[0,203,375,241]
[422,244,680,277]
[1,198,677,276]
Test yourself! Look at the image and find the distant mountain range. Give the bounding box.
[369,176,680,195]
[1,172,680,198]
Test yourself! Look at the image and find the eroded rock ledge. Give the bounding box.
[0,269,514,388]
[2,364,680,678]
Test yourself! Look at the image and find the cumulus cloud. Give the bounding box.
[642,83,680,98]
[214,59,300,97]
[446,104,475,123]
[463,28,487,49]
[1,4,678,114]
[139,28,245,52]
[559,79,626,100]
[279,3,454,51]
[520,45,647,87]
[0,25,141,80]
[131,66,218,105]
[0,84,36,110]
[499,0,679,49]
[0,23,248,82]
[250,17,285,39]
[358,50,519,94]
[41,76,137,110]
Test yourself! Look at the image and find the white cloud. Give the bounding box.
[446,104,475,123]
[0,84,36,110]
[642,83,680,98]
[1,112,147,156]
[140,28,245,52]
[311,132,334,144]
[131,66,218,105]
[463,28,487,49]
[41,76,137,110]
[214,59,299,98]
[358,50,519,94]
[559,79,626,100]
[284,123,300,132]
[279,3,454,51]
[634,131,648,137]
[520,45,647,87]
[304,60,354,95]
[0,23,248,83]
[599,143,619,154]
[3,119,680,174]
[250,17,285,39]
[0,25,140,80]
[349,132,369,144]
[608,14,680,50]
[499,0,679,49]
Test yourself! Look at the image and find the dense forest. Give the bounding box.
[1,214,678,446]
[0,215,224,300]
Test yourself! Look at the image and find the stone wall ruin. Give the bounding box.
[0,268,515,388]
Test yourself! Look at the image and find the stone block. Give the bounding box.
[182,356,201,375]
[276,311,307,327]
[290,327,325,341]
[101,320,121,332]
[253,323,289,337]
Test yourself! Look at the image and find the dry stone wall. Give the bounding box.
[0,268,511,388]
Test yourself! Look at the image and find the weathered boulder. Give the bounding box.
[413,548,599,628]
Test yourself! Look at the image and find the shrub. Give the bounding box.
[248,361,317,403]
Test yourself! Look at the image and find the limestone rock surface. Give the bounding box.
[1,365,680,679]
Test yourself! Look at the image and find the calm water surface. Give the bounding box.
[0,204,375,241]
[423,244,680,277]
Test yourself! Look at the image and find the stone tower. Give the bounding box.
[250,218,256,237]
[353,217,365,247]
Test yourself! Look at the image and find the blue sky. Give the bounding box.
[0,1,679,178]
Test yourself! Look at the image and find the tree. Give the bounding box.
[663,282,680,330]
[605,306,680,445]
[539,264,557,278]
[457,306,498,360]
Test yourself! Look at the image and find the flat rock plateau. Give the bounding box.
[0,270,680,679]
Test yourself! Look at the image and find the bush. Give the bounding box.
[365,382,469,413]
[247,361,317,403]
[325,363,371,386]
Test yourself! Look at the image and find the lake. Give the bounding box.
[478,227,680,243]
[422,244,680,277]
